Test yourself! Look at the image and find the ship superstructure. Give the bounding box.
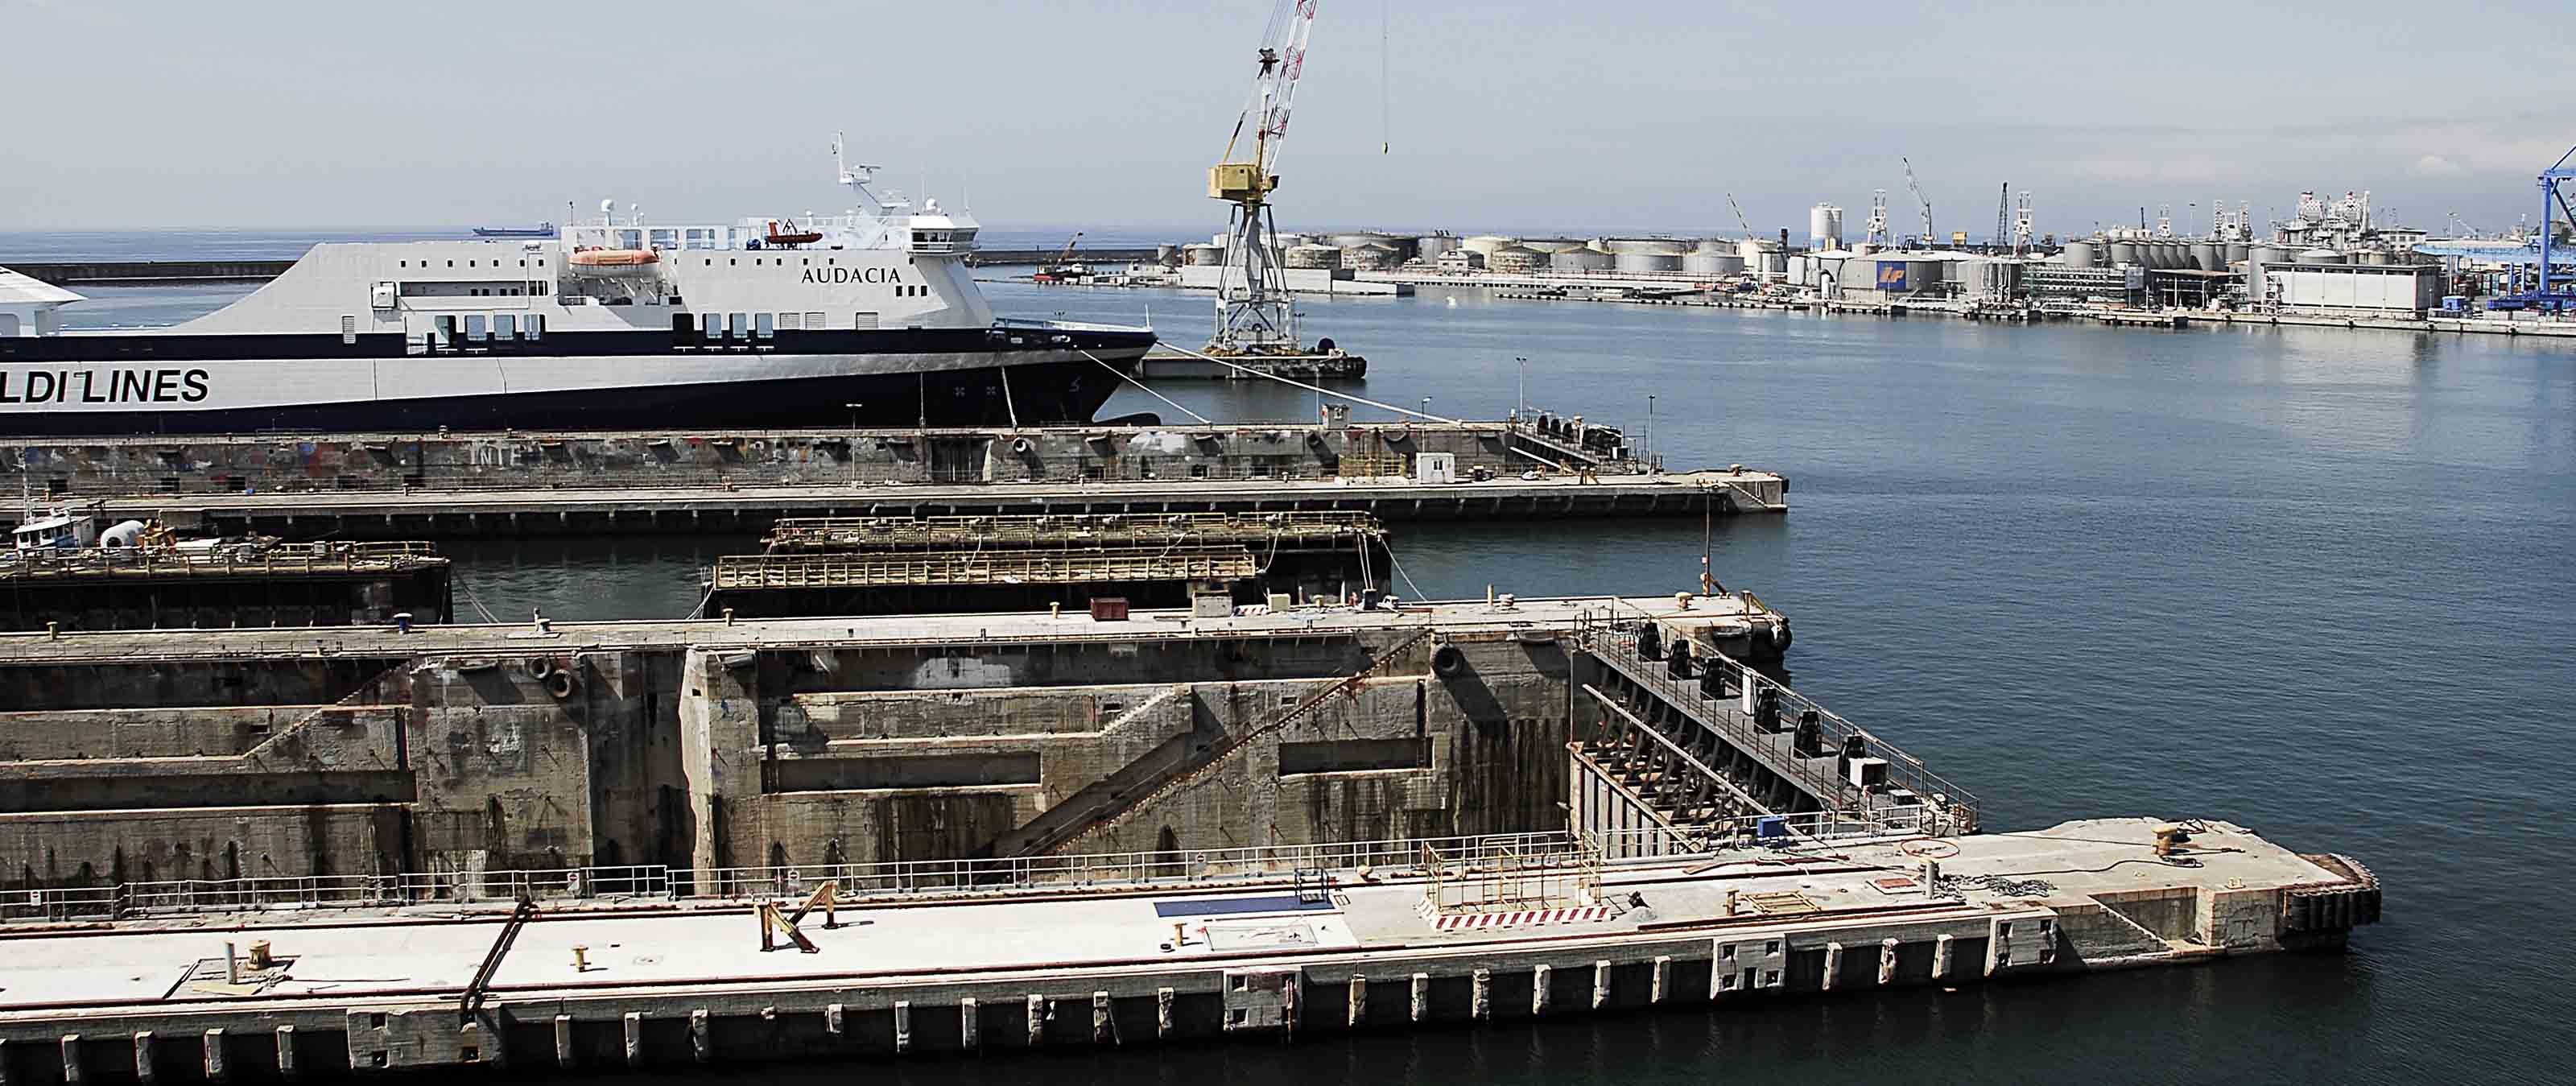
[0,137,1154,435]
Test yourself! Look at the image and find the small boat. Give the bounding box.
[473,222,557,237]
[565,247,662,277]
[765,220,824,247]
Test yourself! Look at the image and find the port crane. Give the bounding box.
[1207,0,1319,355]
[1901,157,1931,247]
[1725,192,1755,240]
[1033,231,1084,282]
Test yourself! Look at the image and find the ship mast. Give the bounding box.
[1207,0,1318,356]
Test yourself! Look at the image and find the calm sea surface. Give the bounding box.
[9,232,2574,1083]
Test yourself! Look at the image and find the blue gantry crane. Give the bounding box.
[2495,142,2576,311]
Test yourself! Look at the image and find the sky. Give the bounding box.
[2,0,2570,239]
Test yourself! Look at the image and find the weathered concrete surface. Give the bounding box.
[0,597,1787,898]
[0,819,2380,1077]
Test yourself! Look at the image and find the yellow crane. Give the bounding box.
[1208,0,1319,355]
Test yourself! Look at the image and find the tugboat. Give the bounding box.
[0,134,1156,436]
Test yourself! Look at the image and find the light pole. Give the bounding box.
[844,403,863,432]
[1515,356,1529,419]
[1645,394,1657,468]
[1420,396,1431,420]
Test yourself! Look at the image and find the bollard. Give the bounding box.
[572,946,588,972]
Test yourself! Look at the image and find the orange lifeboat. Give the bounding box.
[566,247,661,277]
[766,220,824,247]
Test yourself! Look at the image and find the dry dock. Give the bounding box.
[2,419,1780,540]
[0,817,2376,1078]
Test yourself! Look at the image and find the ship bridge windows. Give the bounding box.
[494,314,518,338]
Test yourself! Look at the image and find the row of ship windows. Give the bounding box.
[411,312,896,338]
[396,258,547,269]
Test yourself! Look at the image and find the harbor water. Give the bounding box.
[9,240,2574,1082]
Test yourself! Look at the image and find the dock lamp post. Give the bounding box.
[1516,356,1529,419]
[1646,394,1657,468]
[844,403,863,432]
[1420,396,1432,420]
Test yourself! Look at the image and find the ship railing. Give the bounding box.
[0,820,1931,924]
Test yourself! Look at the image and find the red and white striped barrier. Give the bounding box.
[1417,897,1616,931]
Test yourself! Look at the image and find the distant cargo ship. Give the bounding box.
[469,222,555,237]
[0,137,1155,435]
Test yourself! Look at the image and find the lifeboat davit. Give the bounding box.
[566,247,661,277]
[766,220,824,246]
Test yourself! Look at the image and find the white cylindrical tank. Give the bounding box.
[1551,246,1615,272]
[1184,244,1226,266]
[2061,240,2098,268]
[1615,246,1683,273]
[2191,242,2223,271]
[2301,248,2345,264]
[1810,204,1844,250]
[1488,245,1547,274]
[1284,243,1344,270]
[2225,242,2252,265]
[1682,252,1745,275]
[1524,237,1591,254]
[1414,233,1459,263]
[2107,242,2140,266]
[2252,245,2294,266]
[1463,234,1516,256]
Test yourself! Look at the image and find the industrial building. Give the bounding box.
[2247,259,2442,317]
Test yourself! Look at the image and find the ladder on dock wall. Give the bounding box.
[1034,627,1435,857]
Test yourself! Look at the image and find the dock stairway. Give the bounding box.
[1032,627,1435,857]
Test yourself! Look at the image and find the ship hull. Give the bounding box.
[0,328,1153,436]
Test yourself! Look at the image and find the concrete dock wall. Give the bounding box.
[0,604,1706,899]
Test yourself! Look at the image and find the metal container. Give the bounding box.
[2061,240,2098,268]
[2191,242,2223,271]
[1414,233,1459,263]
[2251,245,2294,267]
[1810,204,1844,250]
[1487,245,1548,274]
[1155,243,1180,266]
[2226,242,2252,265]
[2107,242,2141,266]
[1551,246,1615,272]
[1284,243,1344,270]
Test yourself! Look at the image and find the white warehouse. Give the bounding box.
[2249,260,2441,318]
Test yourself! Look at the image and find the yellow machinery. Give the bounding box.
[1206,2,1317,355]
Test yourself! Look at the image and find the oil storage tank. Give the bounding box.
[1414,233,1459,263]
[1284,243,1344,270]
[1488,244,1547,274]
[1810,204,1844,250]
[2061,240,2098,268]
[1683,240,1745,276]
[1340,242,1402,270]
[1614,243,1684,273]
[1525,237,1592,254]
[1551,246,1615,273]
[1463,235,1516,257]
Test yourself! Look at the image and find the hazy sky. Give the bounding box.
[5,0,2570,238]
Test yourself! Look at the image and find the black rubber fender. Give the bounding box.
[546,669,579,700]
[1430,644,1465,677]
[522,656,555,681]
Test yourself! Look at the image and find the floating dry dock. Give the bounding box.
[0,542,451,632]
[0,817,2376,1079]
[0,417,1780,540]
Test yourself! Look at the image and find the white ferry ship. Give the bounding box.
[0,139,1155,436]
